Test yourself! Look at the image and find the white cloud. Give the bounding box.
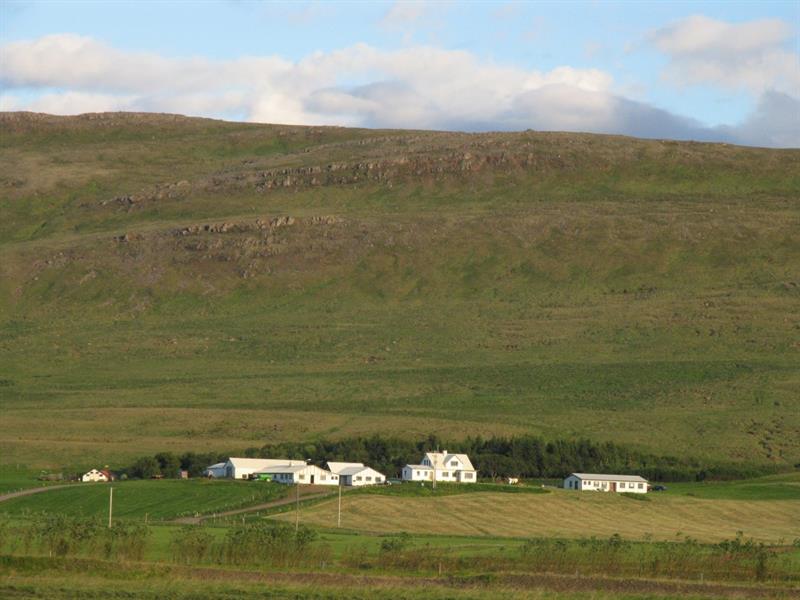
[380,1,436,29]
[1,32,797,147]
[651,15,800,94]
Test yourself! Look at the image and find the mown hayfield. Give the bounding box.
[278,489,800,543]
[0,479,286,520]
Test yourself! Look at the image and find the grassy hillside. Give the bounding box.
[1,112,799,468]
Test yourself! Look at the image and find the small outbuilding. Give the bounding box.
[563,473,648,494]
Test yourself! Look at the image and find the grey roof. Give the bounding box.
[227,457,306,468]
[339,465,385,477]
[569,473,648,483]
[327,461,364,474]
[256,464,310,474]
[405,464,433,470]
[204,462,226,470]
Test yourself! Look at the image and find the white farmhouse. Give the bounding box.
[81,469,110,483]
[327,462,386,486]
[401,450,477,483]
[255,464,339,485]
[563,473,648,494]
[220,457,307,480]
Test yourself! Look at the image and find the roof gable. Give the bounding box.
[327,461,364,474]
[340,466,385,477]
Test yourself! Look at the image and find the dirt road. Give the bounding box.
[172,485,335,524]
[0,484,75,503]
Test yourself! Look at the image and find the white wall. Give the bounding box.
[402,466,432,481]
[563,476,647,493]
[345,468,385,486]
[82,470,107,482]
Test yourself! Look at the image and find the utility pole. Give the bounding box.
[108,486,113,529]
[295,481,300,532]
[337,480,342,528]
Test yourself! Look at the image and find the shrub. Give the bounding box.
[171,526,215,564]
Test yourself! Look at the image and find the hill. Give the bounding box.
[0,112,798,468]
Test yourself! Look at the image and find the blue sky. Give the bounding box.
[1,1,798,146]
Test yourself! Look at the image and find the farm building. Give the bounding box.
[327,462,386,486]
[81,469,112,483]
[203,462,227,478]
[254,464,339,485]
[219,457,307,480]
[563,473,649,494]
[402,450,477,483]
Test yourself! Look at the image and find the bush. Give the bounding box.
[171,526,215,564]
[221,522,318,567]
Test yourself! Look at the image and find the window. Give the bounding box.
[638,483,644,489]
[299,474,305,480]
[450,461,458,466]
[366,476,372,481]
[356,476,362,481]
[464,473,473,479]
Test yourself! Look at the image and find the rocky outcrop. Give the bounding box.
[98,138,569,211]
[172,215,339,237]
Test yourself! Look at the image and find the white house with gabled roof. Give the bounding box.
[81,469,111,483]
[402,450,477,483]
[563,473,648,494]
[326,461,386,486]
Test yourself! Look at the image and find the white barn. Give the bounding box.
[563,473,648,494]
[220,457,307,480]
[402,450,477,483]
[256,464,339,486]
[327,462,386,487]
[81,469,110,483]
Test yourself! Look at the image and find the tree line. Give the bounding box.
[118,434,787,482]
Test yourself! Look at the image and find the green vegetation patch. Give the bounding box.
[0,480,287,520]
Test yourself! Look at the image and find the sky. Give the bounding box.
[0,0,798,147]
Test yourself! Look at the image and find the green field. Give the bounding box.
[1,112,799,472]
[0,479,287,520]
[664,472,800,501]
[1,473,799,598]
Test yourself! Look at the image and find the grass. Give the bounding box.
[351,482,550,497]
[663,473,800,501]
[0,479,287,521]
[0,113,799,470]
[274,488,800,543]
[0,465,70,494]
[2,563,758,600]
